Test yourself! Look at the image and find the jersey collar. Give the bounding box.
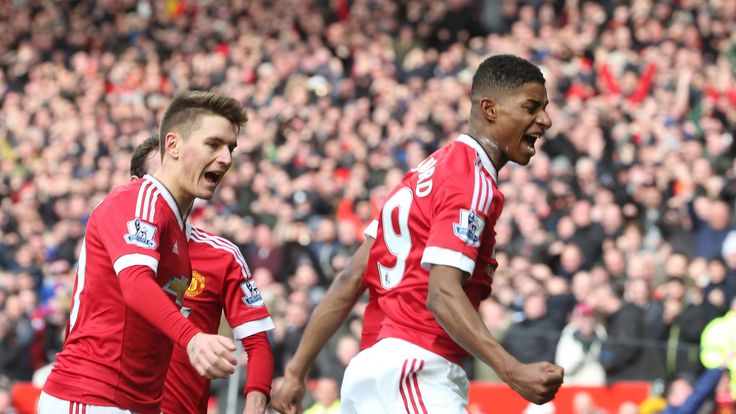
[457,134,499,183]
[143,174,185,229]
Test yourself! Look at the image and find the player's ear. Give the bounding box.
[163,132,180,159]
[479,97,497,123]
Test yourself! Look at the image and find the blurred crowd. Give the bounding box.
[1,0,736,412]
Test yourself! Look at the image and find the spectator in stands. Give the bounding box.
[2,0,736,410]
[722,231,736,280]
[594,284,664,383]
[273,291,311,378]
[662,367,730,414]
[657,277,709,382]
[555,303,607,386]
[0,384,16,414]
[572,391,605,414]
[474,297,514,382]
[0,296,33,382]
[303,377,340,414]
[701,298,736,400]
[690,199,734,260]
[313,334,359,386]
[704,258,736,306]
[502,292,560,364]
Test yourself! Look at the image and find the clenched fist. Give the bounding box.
[505,361,564,405]
[186,333,238,379]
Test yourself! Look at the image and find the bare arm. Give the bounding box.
[271,238,373,413]
[243,391,267,414]
[427,265,563,405]
[288,237,372,377]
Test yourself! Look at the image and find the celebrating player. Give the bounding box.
[39,91,246,414]
[130,136,275,414]
[275,54,564,414]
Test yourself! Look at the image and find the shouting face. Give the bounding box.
[177,114,237,200]
[485,82,551,166]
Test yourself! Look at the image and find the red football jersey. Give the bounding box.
[44,175,191,414]
[162,225,274,414]
[366,135,505,364]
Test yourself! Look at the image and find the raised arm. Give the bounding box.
[427,264,564,405]
[271,237,373,414]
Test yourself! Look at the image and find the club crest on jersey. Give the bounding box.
[240,279,264,307]
[124,218,157,249]
[453,209,485,247]
[185,270,205,297]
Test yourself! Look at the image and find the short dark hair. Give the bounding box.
[470,54,545,101]
[158,90,248,158]
[130,135,160,178]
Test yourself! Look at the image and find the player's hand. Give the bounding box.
[504,361,564,405]
[186,333,237,379]
[270,373,306,414]
[243,390,267,414]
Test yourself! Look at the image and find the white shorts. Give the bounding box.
[341,338,469,414]
[38,392,148,414]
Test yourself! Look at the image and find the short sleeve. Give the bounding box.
[95,190,164,276]
[421,165,496,276]
[222,254,274,340]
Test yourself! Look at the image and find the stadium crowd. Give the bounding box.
[1,0,736,412]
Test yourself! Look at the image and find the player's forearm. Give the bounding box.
[286,274,366,378]
[286,238,373,378]
[427,265,519,382]
[118,265,201,348]
[242,332,273,397]
[243,391,267,414]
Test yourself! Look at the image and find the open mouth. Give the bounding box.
[204,171,222,185]
[522,133,541,153]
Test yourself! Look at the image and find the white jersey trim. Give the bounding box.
[457,134,498,183]
[232,316,276,340]
[469,160,494,216]
[421,246,475,275]
[189,226,253,280]
[113,253,159,275]
[39,392,138,414]
[141,181,156,222]
[142,174,184,229]
[68,240,88,332]
[135,180,151,220]
[364,220,378,239]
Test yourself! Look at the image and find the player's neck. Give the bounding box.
[152,169,194,221]
[466,129,505,172]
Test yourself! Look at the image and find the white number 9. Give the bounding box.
[378,187,413,289]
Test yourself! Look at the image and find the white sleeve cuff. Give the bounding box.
[232,317,276,340]
[113,254,158,275]
[420,246,475,275]
[364,220,378,239]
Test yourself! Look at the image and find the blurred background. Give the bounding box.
[1,0,736,413]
